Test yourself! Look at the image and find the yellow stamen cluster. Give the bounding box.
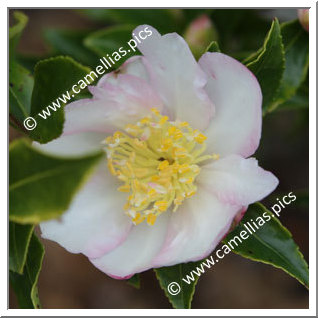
[104,108,217,226]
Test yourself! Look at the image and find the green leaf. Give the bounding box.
[224,202,309,288]
[127,274,141,289]
[277,74,308,111]
[9,62,34,122]
[154,261,201,309]
[9,222,34,274]
[9,138,103,224]
[29,56,90,143]
[79,9,179,33]
[245,19,285,113]
[9,11,28,59]
[44,29,99,67]
[9,11,33,128]
[10,233,44,309]
[267,20,309,113]
[84,25,138,69]
[279,84,309,110]
[205,40,221,53]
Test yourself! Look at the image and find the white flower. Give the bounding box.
[36,25,278,279]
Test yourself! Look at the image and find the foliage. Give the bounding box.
[224,203,309,288]
[9,139,103,223]
[10,233,44,308]
[155,262,202,309]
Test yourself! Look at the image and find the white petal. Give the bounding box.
[40,160,132,259]
[90,212,170,278]
[152,188,240,267]
[63,73,163,135]
[95,56,150,89]
[119,55,150,81]
[199,52,262,158]
[197,154,279,206]
[133,25,214,130]
[33,132,105,157]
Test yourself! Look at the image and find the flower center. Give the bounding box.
[103,108,217,226]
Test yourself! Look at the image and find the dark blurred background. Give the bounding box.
[9,9,308,309]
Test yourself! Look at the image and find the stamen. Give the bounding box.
[103,108,214,226]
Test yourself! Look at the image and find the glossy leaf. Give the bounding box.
[9,62,34,122]
[44,29,99,67]
[278,74,308,111]
[154,261,201,309]
[127,274,141,289]
[10,233,44,309]
[267,19,309,113]
[205,40,221,53]
[84,25,138,69]
[9,11,33,126]
[9,138,103,224]
[245,19,285,113]
[9,222,34,274]
[223,203,309,288]
[279,84,309,110]
[29,56,90,143]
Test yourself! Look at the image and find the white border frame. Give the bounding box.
[3,1,316,316]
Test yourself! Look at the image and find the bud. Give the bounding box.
[184,14,217,59]
[298,9,309,32]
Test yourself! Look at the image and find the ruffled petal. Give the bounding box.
[90,211,170,278]
[197,154,279,206]
[40,160,132,259]
[133,25,214,130]
[33,132,105,157]
[117,55,150,81]
[152,187,240,267]
[199,52,262,158]
[63,72,163,136]
[96,56,150,87]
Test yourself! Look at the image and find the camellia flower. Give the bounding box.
[36,25,278,279]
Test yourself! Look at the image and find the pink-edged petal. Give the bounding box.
[233,206,248,226]
[224,206,248,236]
[90,211,170,278]
[199,52,262,158]
[133,25,214,130]
[40,160,132,259]
[152,188,241,267]
[95,56,150,88]
[118,55,150,81]
[33,132,105,157]
[63,73,163,135]
[197,154,279,207]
